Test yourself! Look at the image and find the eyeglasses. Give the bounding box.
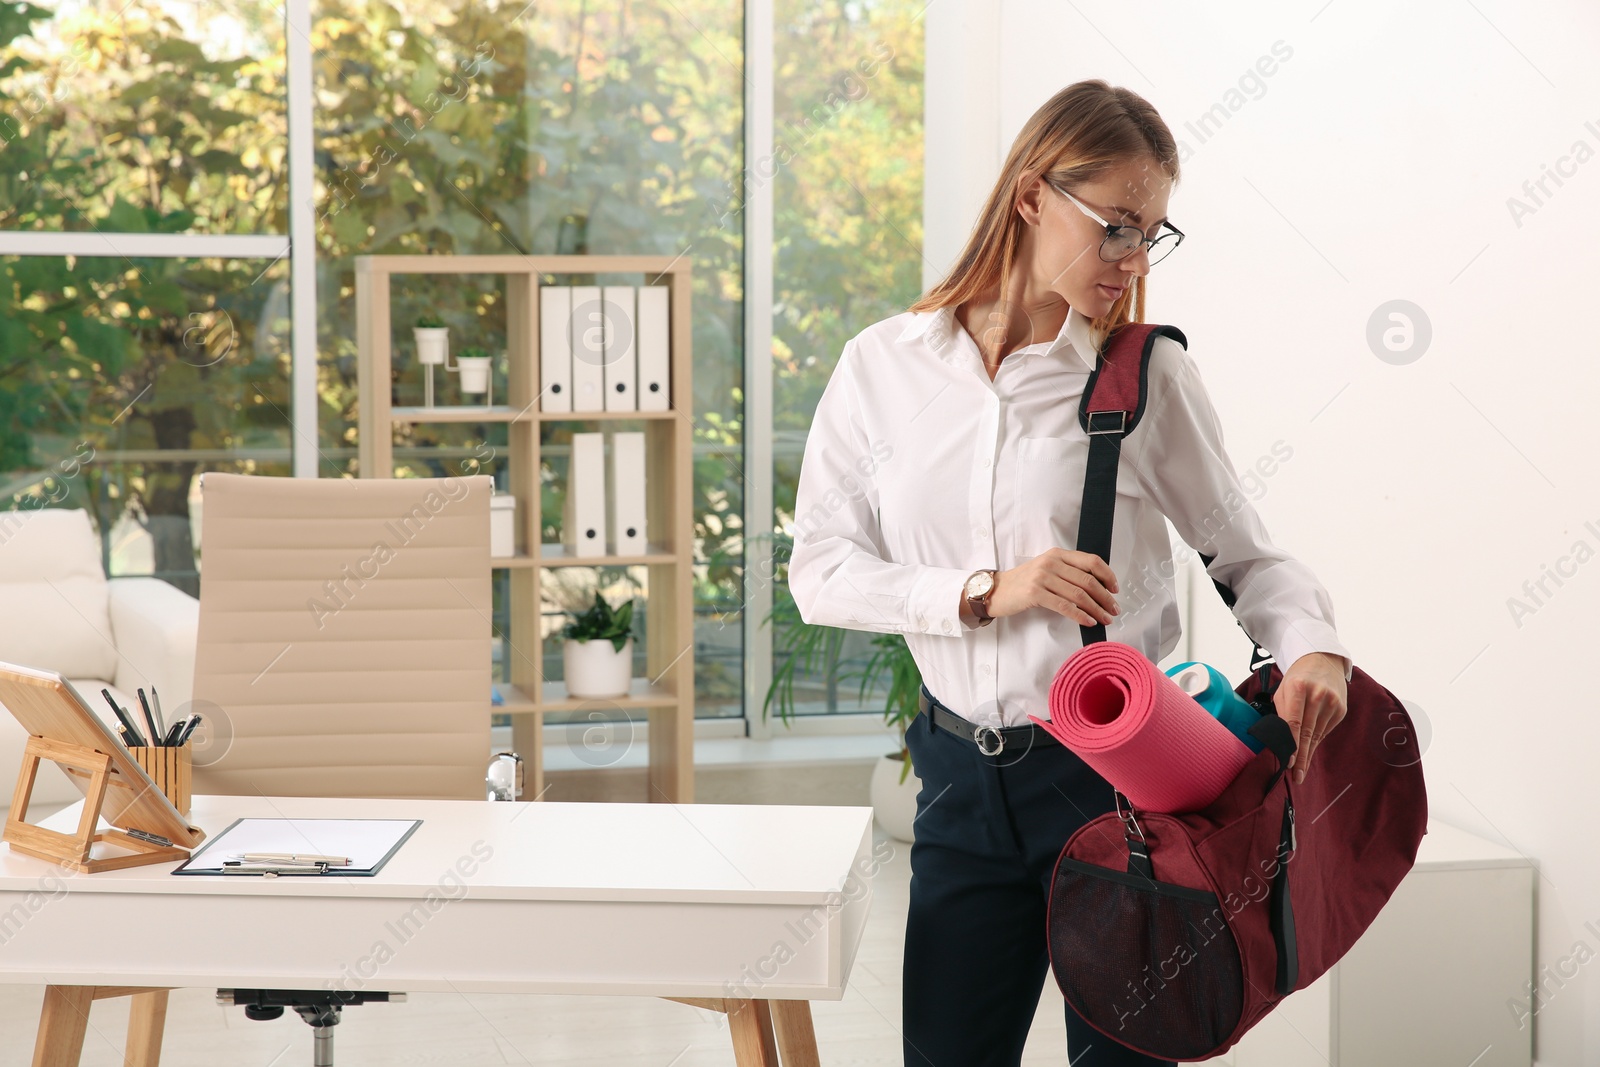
[1045,180,1185,266]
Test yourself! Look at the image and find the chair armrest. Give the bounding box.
[108,578,199,713]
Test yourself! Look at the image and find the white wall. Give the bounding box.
[922,0,1002,290]
[927,1,1600,1061]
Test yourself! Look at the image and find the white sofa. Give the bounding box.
[0,508,199,807]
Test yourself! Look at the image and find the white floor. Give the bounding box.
[0,818,1087,1066]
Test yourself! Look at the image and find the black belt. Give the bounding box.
[917,686,1060,756]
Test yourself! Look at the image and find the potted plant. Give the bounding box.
[413,313,449,365]
[562,590,635,699]
[757,532,924,841]
[453,344,494,397]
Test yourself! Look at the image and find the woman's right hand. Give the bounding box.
[989,548,1120,625]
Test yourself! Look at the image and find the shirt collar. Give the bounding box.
[895,302,1099,371]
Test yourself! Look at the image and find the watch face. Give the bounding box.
[966,571,994,598]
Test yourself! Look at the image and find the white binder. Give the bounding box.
[539,285,572,412]
[607,432,648,556]
[602,286,637,411]
[637,284,670,411]
[563,432,607,557]
[570,285,604,412]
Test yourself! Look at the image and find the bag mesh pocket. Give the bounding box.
[1048,855,1244,1060]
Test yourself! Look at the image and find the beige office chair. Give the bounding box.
[191,471,492,800]
[189,471,494,1065]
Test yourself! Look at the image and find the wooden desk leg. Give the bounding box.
[769,1000,820,1067]
[31,986,171,1067]
[33,986,93,1067]
[124,989,169,1067]
[724,997,780,1066]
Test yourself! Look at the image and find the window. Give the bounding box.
[767,0,923,715]
[2,0,925,729]
[0,2,290,593]
[310,0,746,715]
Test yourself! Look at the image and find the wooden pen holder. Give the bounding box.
[128,743,192,817]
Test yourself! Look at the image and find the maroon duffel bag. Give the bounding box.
[1044,322,1429,1061]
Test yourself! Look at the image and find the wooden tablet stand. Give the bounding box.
[0,663,204,875]
[5,735,191,873]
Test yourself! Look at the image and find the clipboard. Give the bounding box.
[0,661,206,872]
[171,817,422,877]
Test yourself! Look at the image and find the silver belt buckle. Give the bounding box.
[973,724,1005,755]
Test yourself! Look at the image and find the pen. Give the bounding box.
[173,714,202,747]
[221,864,328,876]
[227,852,351,866]
[162,713,189,747]
[163,713,189,746]
[102,688,147,747]
[137,689,162,747]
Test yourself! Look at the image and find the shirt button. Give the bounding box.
[976,528,989,540]
[980,663,992,675]
[942,620,954,634]
[981,457,992,468]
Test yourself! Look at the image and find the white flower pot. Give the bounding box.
[563,635,633,699]
[457,356,491,395]
[870,751,922,843]
[414,326,449,365]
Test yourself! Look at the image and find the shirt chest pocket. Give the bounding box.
[1011,434,1143,561]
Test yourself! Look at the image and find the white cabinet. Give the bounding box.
[1202,818,1534,1067]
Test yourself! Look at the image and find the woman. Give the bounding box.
[786,80,1352,1066]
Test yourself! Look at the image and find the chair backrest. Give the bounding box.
[190,473,493,800]
[0,508,115,682]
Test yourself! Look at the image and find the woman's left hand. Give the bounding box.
[1274,652,1349,784]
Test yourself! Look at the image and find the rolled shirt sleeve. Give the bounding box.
[786,340,972,638]
[1126,340,1355,682]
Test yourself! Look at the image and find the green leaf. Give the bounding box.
[105,198,149,233]
[155,209,198,234]
[564,589,637,643]
[64,316,131,367]
[140,280,188,316]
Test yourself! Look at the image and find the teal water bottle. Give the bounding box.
[1165,661,1265,754]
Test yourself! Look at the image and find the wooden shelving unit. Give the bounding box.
[355,254,695,803]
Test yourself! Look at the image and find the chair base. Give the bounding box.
[218,988,406,1067]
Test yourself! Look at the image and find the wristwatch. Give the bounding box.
[963,569,997,627]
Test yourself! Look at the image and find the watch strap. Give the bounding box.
[967,569,995,621]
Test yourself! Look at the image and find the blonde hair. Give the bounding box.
[909,79,1181,353]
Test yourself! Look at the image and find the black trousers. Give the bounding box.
[901,700,1177,1067]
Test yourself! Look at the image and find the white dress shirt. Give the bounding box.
[785,303,1353,728]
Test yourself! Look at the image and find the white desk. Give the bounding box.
[0,795,878,1066]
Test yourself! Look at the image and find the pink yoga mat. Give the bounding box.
[1028,641,1256,814]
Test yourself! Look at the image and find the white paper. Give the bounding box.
[181,818,420,872]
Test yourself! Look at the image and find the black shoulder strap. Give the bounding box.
[1197,550,1278,704]
[1072,320,1280,700]
[1074,322,1184,647]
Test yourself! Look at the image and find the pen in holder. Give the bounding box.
[128,742,192,818]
